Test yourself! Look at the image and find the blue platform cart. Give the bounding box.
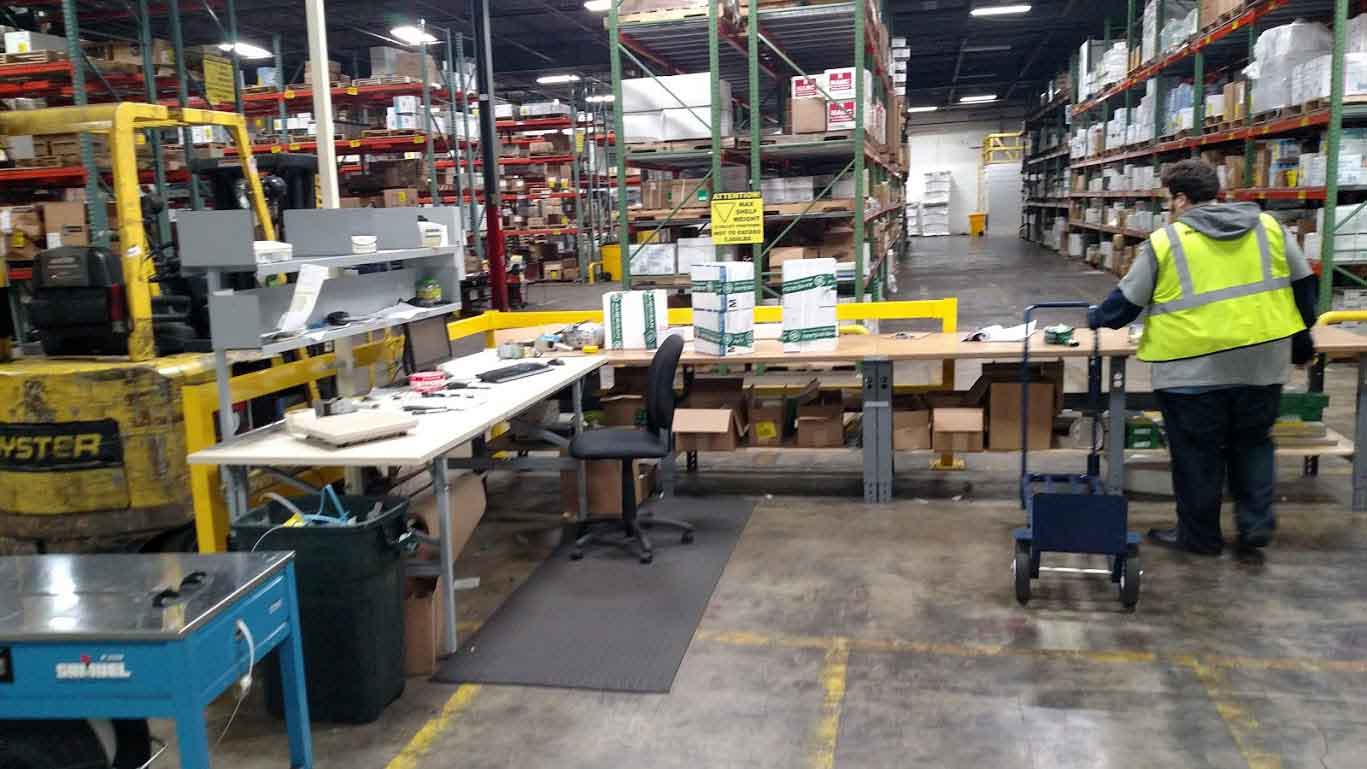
[0,552,313,769]
[1013,302,1141,609]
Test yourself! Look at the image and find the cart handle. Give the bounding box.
[1020,302,1097,508]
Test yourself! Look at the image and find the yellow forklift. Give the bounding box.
[0,103,275,554]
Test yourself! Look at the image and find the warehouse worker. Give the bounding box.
[1088,159,1319,560]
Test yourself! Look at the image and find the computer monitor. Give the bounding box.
[403,315,454,374]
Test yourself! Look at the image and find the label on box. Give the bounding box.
[792,75,823,99]
[827,70,852,95]
[755,421,779,441]
[696,325,755,348]
[45,232,61,248]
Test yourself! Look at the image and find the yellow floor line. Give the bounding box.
[383,685,482,769]
[1179,656,1283,769]
[809,638,851,769]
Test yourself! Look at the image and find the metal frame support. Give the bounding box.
[749,0,763,301]
[1192,51,1205,145]
[471,0,508,310]
[709,0,723,262]
[62,0,108,244]
[419,28,441,205]
[136,0,171,248]
[454,34,484,265]
[1356,354,1367,510]
[1107,357,1126,494]
[610,0,632,288]
[167,0,200,211]
[571,85,587,273]
[304,0,339,207]
[444,29,464,211]
[862,358,894,502]
[1320,0,1349,313]
[853,0,868,300]
[226,0,243,114]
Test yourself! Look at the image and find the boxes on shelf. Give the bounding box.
[369,46,440,82]
[602,289,670,350]
[628,242,678,275]
[673,408,745,452]
[780,258,838,353]
[662,106,733,140]
[796,391,847,448]
[4,30,68,54]
[303,59,342,85]
[0,206,45,261]
[1248,21,1332,114]
[791,97,827,134]
[691,261,755,357]
[768,245,817,269]
[987,382,1056,451]
[892,397,932,450]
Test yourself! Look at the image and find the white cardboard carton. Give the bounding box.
[622,111,665,143]
[690,261,755,312]
[603,290,670,350]
[781,258,838,352]
[628,242,677,275]
[792,74,828,99]
[694,308,755,356]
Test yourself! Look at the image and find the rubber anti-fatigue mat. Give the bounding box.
[433,496,754,693]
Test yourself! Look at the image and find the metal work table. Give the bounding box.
[0,552,312,769]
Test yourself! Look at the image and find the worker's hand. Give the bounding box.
[1291,331,1315,366]
[1086,305,1103,330]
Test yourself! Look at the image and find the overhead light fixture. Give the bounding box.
[963,44,1011,53]
[906,106,939,113]
[970,4,1032,15]
[586,94,614,103]
[959,94,998,103]
[390,25,438,45]
[584,0,612,10]
[217,41,273,59]
[537,74,581,84]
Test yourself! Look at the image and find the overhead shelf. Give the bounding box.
[1025,199,1071,208]
[254,301,462,356]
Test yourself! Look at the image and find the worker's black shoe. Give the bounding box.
[1146,527,1222,556]
[1233,531,1271,564]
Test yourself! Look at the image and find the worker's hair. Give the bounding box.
[1161,159,1220,203]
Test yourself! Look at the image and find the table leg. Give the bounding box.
[1306,353,1326,477]
[172,681,212,769]
[1355,353,1367,511]
[279,563,314,768]
[573,378,588,520]
[1107,356,1127,496]
[432,458,459,655]
[862,358,893,503]
[226,466,250,521]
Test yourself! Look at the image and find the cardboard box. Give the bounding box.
[969,361,1065,411]
[795,391,846,448]
[987,382,1055,451]
[382,187,418,207]
[892,409,932,450]
[932,408,985,453]
[673,408,745,452]
[4,30,68,54]
[746,379,818,446]
[603,289,670,349]
[768,245,816,269]
[404,587,441,677]
[2,206,44,261]
[791,97,828,134]
[560,458,658,516]
[781,257,838,352]
[40,202,88,248]
[791,74,827,99]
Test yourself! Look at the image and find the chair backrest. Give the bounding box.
[645,334,684,435]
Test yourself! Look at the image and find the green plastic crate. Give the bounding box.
[1280,391,1330,422]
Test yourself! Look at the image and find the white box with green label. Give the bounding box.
[602,289,669,350]
[689,262,754,312]
[780,258,838,353]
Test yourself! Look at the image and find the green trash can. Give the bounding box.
[231,493,410,723]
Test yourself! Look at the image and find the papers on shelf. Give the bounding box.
[277,264,328,332]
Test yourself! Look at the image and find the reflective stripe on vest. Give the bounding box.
[1137,213,1304,363]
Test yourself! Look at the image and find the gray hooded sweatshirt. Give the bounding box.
[1115,201,1313,390]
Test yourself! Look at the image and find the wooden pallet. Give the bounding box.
[619,1,738,24]
[764,200,856,217]
[286,79,351,92]
[627,138,736,154]
[0,50,66,66]
[629,206,711,222]
[242,85,280,96]
[1198,1,1248,34]
[1251,107,1291,125]
[352,75,418,87]
[360,129,426,139]
[14,156,66,168]
[743,131,854,147]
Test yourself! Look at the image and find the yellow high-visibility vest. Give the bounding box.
[1138,213,1304,362]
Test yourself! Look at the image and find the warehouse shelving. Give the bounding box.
[1021,71,1073,251]
[1065,0,1361,294]
[607,0,907,301]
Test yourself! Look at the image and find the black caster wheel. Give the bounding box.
[1014,543,1032,606]
[681,531,695,544]
[1120,553,1140,610]
[570,549,584,561]
[1030,550,1041,579]
[639,552,654,564]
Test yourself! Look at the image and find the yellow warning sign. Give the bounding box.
[710,191,764,245]
[203,54,235,106]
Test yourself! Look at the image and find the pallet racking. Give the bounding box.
[606,0,907,302]
[1020,83,1073,250]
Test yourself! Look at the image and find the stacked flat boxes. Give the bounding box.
[621,73,734,142]
[780,258,838,353]
[691,262,755,357]
[920,171,952,236]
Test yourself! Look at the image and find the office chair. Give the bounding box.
[568,334,694,564]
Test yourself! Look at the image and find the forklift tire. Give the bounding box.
[1120,553,1141,610]
[0,720,109,769]
[1013,543,1032,606]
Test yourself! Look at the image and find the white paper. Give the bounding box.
[375,302,427,321]
[277,263,328,332]
[965,321,1036,342]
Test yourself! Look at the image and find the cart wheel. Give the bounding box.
[1030,550,1041,579]
[1120,554,1140,609]
[1014,544,1032,605]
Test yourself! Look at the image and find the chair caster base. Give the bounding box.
[681,531,694,544]
[570,549,584,561]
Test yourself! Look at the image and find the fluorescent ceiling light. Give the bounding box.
[537,74,581,84]
[584,0,612,10]
[970,4,1032,15]
[586,94,614,103]
[906,106,939,113]
[959,94,998,103]
[963,44,1011,53]
[390,25,438,45]
[217,41,272,59]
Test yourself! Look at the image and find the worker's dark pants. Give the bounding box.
[1155,385,1281,553]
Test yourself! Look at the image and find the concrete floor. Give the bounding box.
[200,237,1367,769]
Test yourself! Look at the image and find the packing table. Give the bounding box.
[0,552,312,769]
[189,351,606,656]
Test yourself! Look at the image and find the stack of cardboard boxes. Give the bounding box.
[621,73,733,143]
[0,202,90,261]
[691,261,755,357]
[787,68,887,142]
[891,362,1064,453]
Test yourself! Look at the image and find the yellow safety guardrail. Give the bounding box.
[189,299,957,551]
[1317,311,1367,326]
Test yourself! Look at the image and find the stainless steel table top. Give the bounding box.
[0,552,292,642]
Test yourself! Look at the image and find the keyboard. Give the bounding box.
[477,361,550,383]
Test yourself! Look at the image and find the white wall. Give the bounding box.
[906,116,1023,235]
